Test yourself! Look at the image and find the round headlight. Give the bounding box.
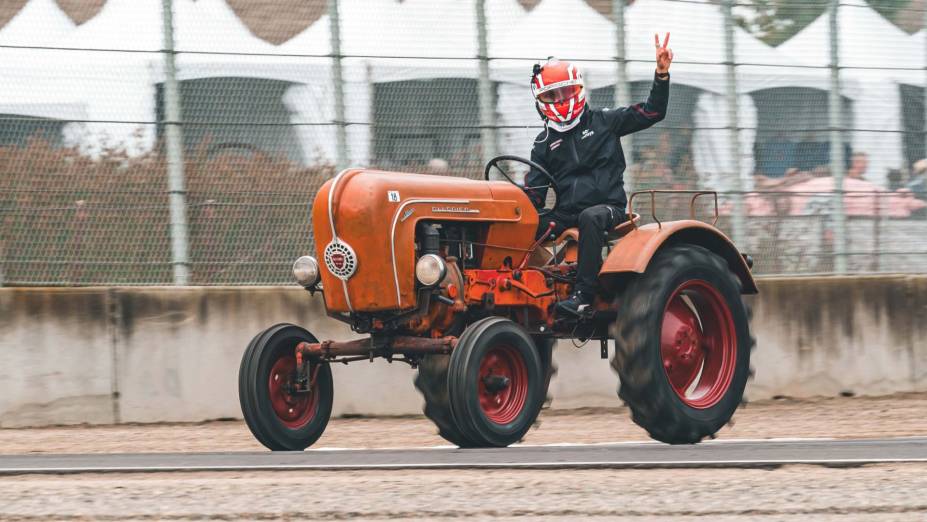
[415,254,447,287]
[293,256,320,287]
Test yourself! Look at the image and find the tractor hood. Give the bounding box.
[311,169,537,313]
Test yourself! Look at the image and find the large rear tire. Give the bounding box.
[238,324,334,451]
[610,244,753,444]
[447,317,545,447]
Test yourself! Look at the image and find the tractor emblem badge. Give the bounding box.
[324,240,358,280]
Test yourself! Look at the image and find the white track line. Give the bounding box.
[5,458,927,475]
[304,437,847,452]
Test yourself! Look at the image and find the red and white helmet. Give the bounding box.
[531,58,586,126]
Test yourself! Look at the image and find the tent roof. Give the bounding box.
[282,0,525,60]
[169,0,310,83]
[496,0,787,64]
[626,0,785,66]
[57,0,280,54]
[778,0,921,73]
[278,0,529,82]
[494,0,616,63]
[57,0,164,52]
[177,0,281,54]
[495,0,823,92]
[0,0,85,118]
[0,0,75,46]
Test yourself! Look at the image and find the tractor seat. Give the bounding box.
[607,212,641,241]
[548,213,641,247]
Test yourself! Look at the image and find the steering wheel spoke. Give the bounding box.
[484,155,559,217]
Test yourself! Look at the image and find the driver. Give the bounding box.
[525,34,673,315]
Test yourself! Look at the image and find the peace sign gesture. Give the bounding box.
[654,32,674,74]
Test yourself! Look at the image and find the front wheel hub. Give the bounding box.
[477,345,528,425]
[482,374,511,394]
[268,356,320,429]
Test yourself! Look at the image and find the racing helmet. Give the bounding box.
[531,58,586,125]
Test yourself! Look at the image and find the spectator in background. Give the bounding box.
[907,159,927,202]
[887,168,905,191]
[427,157,449,176]
[846,152,868,180]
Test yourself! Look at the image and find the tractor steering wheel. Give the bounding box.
[484,155,559,217]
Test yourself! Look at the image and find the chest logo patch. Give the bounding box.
[581,129,595,140]
[549,138,563,151]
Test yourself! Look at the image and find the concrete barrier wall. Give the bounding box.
[1,276,924,427]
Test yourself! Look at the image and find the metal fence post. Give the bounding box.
[613,0,632,191]
[476,0,498,169]
[161,0,190,285]
[0,229,5,287]
[722,0,745,246]
[329,0,349,171]
[828,0,847,273]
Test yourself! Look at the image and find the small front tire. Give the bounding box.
[448,317,545,447]
[238,324,334,451]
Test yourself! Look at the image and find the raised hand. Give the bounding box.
[655,32,674,74]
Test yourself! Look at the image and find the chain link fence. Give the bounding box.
[0,0,925,285]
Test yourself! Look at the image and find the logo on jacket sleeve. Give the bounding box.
[581,129,595,140]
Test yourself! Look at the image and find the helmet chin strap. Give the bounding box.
[546,108,585,132]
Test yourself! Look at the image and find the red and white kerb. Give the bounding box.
[531,59,586,124]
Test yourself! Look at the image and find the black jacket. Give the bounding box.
[525,73,670,214]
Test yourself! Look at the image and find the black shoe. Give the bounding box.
[556,290,593,316]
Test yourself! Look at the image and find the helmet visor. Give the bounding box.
[536,84,582,104]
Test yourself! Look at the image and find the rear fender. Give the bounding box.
[600,220,758,294]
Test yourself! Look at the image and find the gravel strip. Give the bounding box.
[0,464,925,521]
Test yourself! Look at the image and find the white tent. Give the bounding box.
[0,0,86,145]
[44,0,315,160]
[281,0,528,167]
[898,30,927,169]
[162,0,312,163]
[778,0,921,187]
[0,0,74,46]
[277,0,401,166]
[44,0,181,154]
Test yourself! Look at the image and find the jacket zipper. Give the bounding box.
[569,133,580,208]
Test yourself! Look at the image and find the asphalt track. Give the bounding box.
[1,437,925,475]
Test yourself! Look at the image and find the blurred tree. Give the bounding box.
[736,0,913,46]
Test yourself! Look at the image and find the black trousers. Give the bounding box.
[535,204,623,295]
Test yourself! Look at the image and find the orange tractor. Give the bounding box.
[238,156,757,450]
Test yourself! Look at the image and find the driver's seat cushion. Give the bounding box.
[545,213,641,247]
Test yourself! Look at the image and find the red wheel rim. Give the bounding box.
[660,280,737,409]
[477,344,529,425]
[267,353,320,429]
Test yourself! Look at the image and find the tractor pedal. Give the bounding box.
[579,306,596,320]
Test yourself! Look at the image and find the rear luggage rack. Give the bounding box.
[628,190,719,229]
